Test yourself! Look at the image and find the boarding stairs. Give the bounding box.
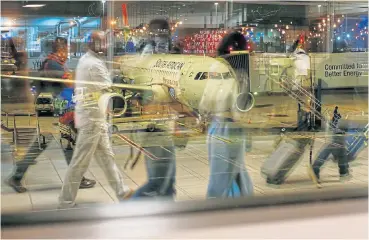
[267,64,368,151]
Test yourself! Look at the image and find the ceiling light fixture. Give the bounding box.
[23,4,46,8]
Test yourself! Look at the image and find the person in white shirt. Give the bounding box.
[290,39,312,128]
[59,31,131,208]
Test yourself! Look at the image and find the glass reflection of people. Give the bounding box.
[130,19,176,199]
[198,64,253,198]
[6,37,95,193]
[58,31,131,208]
[38,37,72,94]
[309,107,351,185]
[290,36,311,128]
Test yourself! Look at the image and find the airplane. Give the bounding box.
[117,53,255,116]
[1,52,255,121]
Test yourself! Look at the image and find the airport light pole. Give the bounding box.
[102,0,106,29]
[215,2,218,28]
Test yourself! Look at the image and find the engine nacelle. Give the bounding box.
[235,92,255,112]
[98,92,128,117]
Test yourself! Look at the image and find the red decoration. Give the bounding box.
[181,29,227,55]
[122,4,128,26]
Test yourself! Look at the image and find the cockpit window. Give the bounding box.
[194,72,203,80]
[209,72,222,79]
[195,72,223,80]
[222,72,233,79]
[200,72,208,80]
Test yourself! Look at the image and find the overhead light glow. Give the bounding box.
[23,4,46,8]
[318,5,322,7]
[215,2,218,5]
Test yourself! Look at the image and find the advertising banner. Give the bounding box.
[311,52,368,89]
[249,52,368,93]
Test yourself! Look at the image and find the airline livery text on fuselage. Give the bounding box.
[152,59,185,71]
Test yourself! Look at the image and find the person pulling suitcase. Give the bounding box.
[309,107,367,186]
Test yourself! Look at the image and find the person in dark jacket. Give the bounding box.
[309,107,351,186]
[7,37,96,193]
[39,37,72,93]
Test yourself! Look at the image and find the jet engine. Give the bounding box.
[235,92,255,112]
[98,92,128,117]
[217,30,255,113]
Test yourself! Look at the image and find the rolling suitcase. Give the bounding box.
[346,129,368,162]
[261,139,308,185]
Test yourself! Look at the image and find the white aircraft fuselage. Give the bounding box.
[119,54,242,111]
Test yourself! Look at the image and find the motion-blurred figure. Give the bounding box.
[59,31,131,207]
[198,61,253,198]
[290,37,312,129]
[39,37,72,93]
[130,19,177,199]
[7,37,95,193]
[310,107,351,185]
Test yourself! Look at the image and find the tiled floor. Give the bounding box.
[1,93,368,213]
[2,120,368,213]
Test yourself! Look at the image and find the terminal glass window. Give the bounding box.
[0,0,367,223]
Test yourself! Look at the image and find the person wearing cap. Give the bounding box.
[58,31,131,208]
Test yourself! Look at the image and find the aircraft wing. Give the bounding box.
[0,74,153,93]
[112,83,152,92]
